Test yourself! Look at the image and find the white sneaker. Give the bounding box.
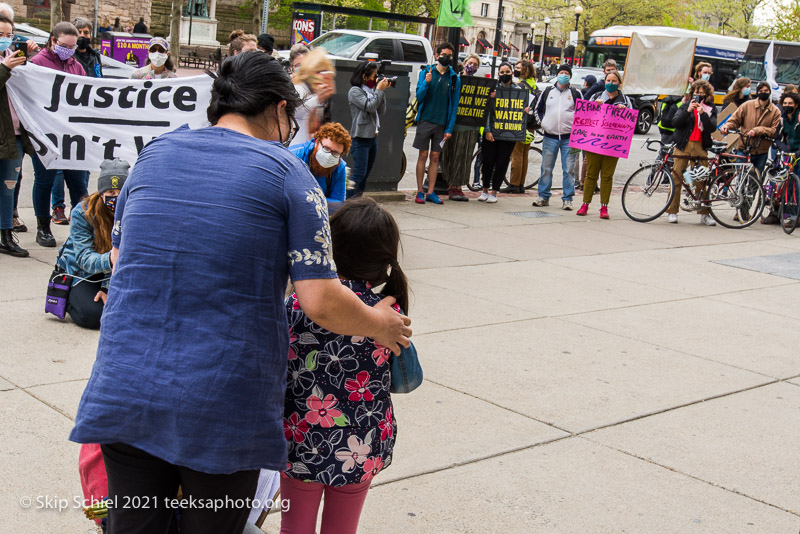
[700,214,717,226]
[487,193,498,203]
[478,192,489,202]
[562,200,573,210]
[668,213,678,224]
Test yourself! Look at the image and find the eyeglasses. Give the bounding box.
[283,115,300,147]
[319,143,342,158]
[55,41,78,50]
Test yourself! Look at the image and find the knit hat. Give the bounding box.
[584,74,597,86]
[257,33,275,54]
[148,36,169,53]
[97,158,130,194]
[557,64,572,76]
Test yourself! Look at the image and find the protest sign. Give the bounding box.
[622,32,696,96]
[712,103,739,148]
[7,64,212,171]
[490,85,528,142]
[455,76,497,128]
[568,99,639,158]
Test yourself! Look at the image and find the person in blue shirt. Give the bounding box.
[413,41,461,205]
[289,122,349,204]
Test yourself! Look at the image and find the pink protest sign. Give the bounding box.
[569,99,639,159]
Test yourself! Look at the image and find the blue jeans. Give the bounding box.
[347,137,378,198]
[31,153,88,219]
[538,136,576,201]
[51,170,66,210]
[0,137,23,229]
[738,150,768,177]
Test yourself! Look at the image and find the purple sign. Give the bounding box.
[100,39,111,58]
[109,37,150,68]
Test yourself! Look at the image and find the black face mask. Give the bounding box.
[77,36,91,50]
[758,92,770,101]
[499,74,513,84]
[438,55,451,67]
[784,106,795,114]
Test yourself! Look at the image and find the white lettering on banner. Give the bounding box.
[293,20,315,32]
[6,63,212,171]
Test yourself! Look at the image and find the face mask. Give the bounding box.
[364,79,376,89]
[514,71,521,79]
[758,92,770,101]
[437,55,451,67]
[499,73,512,84]
[54,44,76,61]
[558,74,570,86]
[742,87,751,96]
[701,73,710,81]
[149,52,168,67]
[464,64,478,75]
[0,37,11,53]
[76,36,91,50]
[104,196,117,213]
[605,82,619,93]
[784,106,795,114]
[315,145,340,168]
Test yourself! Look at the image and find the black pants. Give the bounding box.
[67,275,105,329]
[101,443,259,534]
[481,139,516,191]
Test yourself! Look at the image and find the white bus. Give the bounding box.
[739,39,800,87]
[584,26,749,99]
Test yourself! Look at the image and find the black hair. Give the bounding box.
[498,62,512,72]
[757,81,771,93]
[781,92,800,108]
[330,197,409,313]
[207,51,301,125]
[435,42,455,55]
[350,61,379,87]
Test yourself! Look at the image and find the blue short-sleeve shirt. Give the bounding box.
[70,125,338,474]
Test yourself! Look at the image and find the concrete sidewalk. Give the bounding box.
[3,183,800,532]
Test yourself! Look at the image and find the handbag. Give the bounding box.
[46,268,72,319]
[390,341,423,394]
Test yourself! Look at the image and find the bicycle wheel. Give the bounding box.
[468,145,482,191]
[523,146,543,189]
[779,173,800,235]
[621,164,675,223]
[708,166,764,228]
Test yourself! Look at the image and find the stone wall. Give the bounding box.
[10,0,152,31]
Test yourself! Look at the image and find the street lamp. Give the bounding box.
[573,6,583,65]
[538,17,550,81]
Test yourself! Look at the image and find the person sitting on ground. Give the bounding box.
[55,158,129,329]
[229,29,257,56]
[289,122,350,204]
[72,18,103,77]
[130,36,177,79]
[663,80,718,226]
[719,81,781,177]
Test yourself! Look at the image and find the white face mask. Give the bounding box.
[315,145,340,168]
[149,52,168,67]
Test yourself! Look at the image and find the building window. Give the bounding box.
[480,3,488,17]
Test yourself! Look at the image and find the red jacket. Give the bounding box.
[30,47,86,76]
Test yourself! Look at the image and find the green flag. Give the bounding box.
[437,0,473,28]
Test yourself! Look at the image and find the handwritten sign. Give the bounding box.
[568,99,639,158]
[490,86,528,142]
[455,77,497,128]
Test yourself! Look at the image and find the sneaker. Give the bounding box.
[52,206,69,225]
[599,206,610,219]
[448,187,468,201]
[487,193,498,203]
[668,213,678,224]
[472,181,482,190]
[532,198,549,207]
[700,214,717,226]
[761,212,779,225]
[426,192,444,205]
[576,203,589,216]
[477,192,489,202]
[562,200,573,211]
[12,217,27,233]
[415,192,425,204]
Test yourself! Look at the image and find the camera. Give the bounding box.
[377,60,397,87]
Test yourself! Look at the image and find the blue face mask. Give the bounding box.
[701,73,710,81]
[0,37,12,53]
[605,82,619,93]
[742,87,751,96]
[557,74,570,86]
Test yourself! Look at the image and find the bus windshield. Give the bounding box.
[740,56,800,84]
[584,37,631,69]
[309,32,367,57]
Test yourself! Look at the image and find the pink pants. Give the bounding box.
[280,474,372,534]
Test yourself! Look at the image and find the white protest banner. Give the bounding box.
[622,32,696,96]
[6,63,212,170]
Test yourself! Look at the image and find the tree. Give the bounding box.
[50,0,62,29]
[768,0,800,41]
[170,0,183,62]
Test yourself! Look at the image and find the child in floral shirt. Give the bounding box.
[282,197,410,533]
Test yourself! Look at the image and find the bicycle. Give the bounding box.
[467,130,544,192]
[761,146,800,234]
[622,132,764,227]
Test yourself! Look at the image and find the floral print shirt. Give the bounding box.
[284,280,396,486]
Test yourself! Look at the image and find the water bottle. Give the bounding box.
[683,170,694,188]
